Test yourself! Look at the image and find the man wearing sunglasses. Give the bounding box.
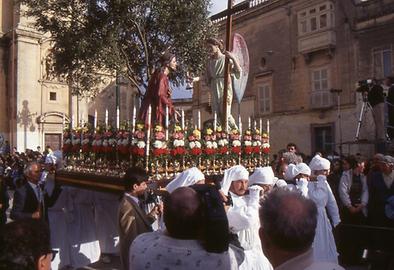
[0,218,56,270]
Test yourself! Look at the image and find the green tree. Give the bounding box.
[19,0,215,97]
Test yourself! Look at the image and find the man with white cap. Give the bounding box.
[249,167,277,198]
[308,155,340,264]
[165,167,205,193]
[221,165,273,270]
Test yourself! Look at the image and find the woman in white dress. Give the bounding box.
[308,155,341,263]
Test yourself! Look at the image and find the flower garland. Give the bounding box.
[63,131,72,154]
[92,133,103,154]
[130,123,146,157]
[229,129,241,155]
[243,129,253,155]
[152,125,168,157]
[117,131,130,155]
[188,128,202,156]
[252,129,262,154]
[216,126,229,155]
[262,132,270,154]
[203,128,217,155]
[170,125,186,157]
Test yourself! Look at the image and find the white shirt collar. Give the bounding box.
[124,192,139,204]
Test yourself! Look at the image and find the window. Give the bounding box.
[258,84,271,114]
[311,124,335,154]
[373,48,392,79]
[298,1,334,36]
[49,92,57,101]
[310,68,333,108]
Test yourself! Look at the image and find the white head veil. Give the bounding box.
[249,167,277,186]
[220,165,249,196]
[309,155,330,171]
[296,163,311,176]
[165,167,205,193]
[284,164,298,181]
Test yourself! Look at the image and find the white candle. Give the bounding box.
[213,111,217,132]
[181,109,185,130]
[146,105,152,155]
[254,120,257,130]
[198,110,201,130]
[239,119,243,135]
[71,115,75,128]
[94,110,97,130]
[105,109,108,129]
[248,117,251,129]
[116,107,120,129]
[259,118,262,133]
[267,119,270,136]
[165,106,169,140]
[132,106,136,133]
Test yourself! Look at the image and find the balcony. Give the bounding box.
[298,29,336,54]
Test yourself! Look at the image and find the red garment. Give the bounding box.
[139,70,174,126]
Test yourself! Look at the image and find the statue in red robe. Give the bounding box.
[139,52,177,126]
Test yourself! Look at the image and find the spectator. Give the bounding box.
[130,186,238,270]
[327,158,342,202]
[286,143,298,153]
[339,156,368,222]
[259,189,344,270]
[118,167,161,270]
[0,218,56,270]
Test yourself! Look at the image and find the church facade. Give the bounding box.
[193,0,394,156]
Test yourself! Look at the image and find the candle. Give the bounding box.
[198,110,201,130]
[239,118,243,135]
[248,117,251,129]
[105,109,108,130]
[259,118,262,133]
[254,120,257,130]
[213,111,217,132]
[94,110,97,130]
[146,105,152,156]
[116,107,120,130]
[132,105,136,133]
[71,115,75,128]
[165,105,169,140]
[267,119,270,136]
[62,113,66,128]
[181,109,185,130]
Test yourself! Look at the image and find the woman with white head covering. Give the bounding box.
[222,165,273,270]
[165,167,205,193]
[249,167,277,196]
[307,155,340,264]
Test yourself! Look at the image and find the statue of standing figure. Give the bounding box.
[205,38,241,129]
[139,52,177,127]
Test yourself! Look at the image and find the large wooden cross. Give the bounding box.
[211,0,249,131]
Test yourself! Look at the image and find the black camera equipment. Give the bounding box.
[189,184,230,253]
[143,188,160,205]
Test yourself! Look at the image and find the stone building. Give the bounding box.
[0,3,137,151]
[194,0,394,156]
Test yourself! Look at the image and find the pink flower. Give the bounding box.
[136,131,145,139]
[155,132,165,140]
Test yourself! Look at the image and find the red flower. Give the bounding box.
[71,145,80,153]
[231,146,241,154]
[190,148,202,156]
[171,147,186,156]
[262,147,270,154]
[118,146,129,155]
[218,147,228,154]
[81,144,90,153]
[244,146,253,155]
[204,148,216,155]
[153,148,169,156]
[253,146,260,154]
[62,144,72,153]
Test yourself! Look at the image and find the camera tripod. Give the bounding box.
[355,92,373,141]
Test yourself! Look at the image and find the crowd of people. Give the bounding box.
[0,143,393,270]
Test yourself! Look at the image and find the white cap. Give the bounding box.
[249,167,277,186]
[166,167,205,193]
[309,155,330,171]
[220,165,249,196]
[284,164,298,181]
[275,179,288,188]
[296,163,311,176]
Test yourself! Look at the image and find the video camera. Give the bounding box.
[356,79,376,93]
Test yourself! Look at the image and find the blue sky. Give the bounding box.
[210,0,244,14]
